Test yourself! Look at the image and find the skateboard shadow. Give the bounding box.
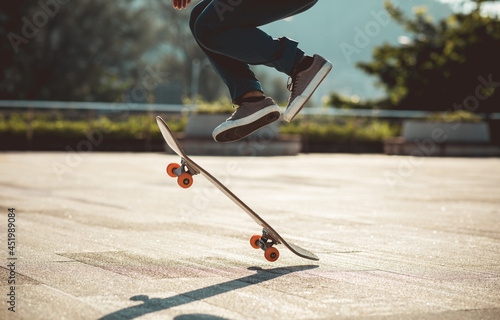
[174,315,230,320]
[98,265,318,320]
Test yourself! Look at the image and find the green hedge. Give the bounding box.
[425,110,482,123]
[0,113,186,141]
[280,117,399,144]
[0,111,400,150]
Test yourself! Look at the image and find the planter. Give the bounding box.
[384,120,500,156]
[402,120,490,143]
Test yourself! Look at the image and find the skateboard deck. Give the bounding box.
[156,116,319,262]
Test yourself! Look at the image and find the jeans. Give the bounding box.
[189,0,318,101]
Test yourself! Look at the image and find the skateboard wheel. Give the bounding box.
[264,247,279,262]
[178,173,193,189]
[250,235,261,249]
[167,163,180,178]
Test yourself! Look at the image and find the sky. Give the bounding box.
[438,0,500,15]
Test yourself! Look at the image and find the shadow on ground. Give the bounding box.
[174,314,231,320]
[99,265,318,320]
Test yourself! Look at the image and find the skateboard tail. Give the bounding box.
[156,116,184,156]
[287,242,319,261]
[201,169,319,261]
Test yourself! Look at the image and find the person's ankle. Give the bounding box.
[236,91,265,105]
[296,55,314,73]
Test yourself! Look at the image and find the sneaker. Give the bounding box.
[212,97,281,143]
[283,54,333,122]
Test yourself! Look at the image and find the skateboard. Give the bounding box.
[156,116,319,262]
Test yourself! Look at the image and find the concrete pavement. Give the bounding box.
[0,152,499,319]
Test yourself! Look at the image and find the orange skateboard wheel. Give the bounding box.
[250,235,261,249]
[178,173,193,189]
[264,247,279,262]
[167,163,180,178]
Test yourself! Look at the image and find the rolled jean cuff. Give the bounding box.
[276,37,304,76]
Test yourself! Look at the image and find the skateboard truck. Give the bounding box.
[166,158,200,189]
[250,229,281,262]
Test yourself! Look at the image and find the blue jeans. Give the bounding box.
[189,0,318,101]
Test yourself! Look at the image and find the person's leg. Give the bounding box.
[193,0,319,94]
[193,0,332,123]
[191,0,304,142]
[190,0,330,142]
[189,0,263,101]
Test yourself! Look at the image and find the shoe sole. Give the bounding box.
[213,105,281,143]
[283,61,333,122]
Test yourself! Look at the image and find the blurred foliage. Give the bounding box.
[0,110,398,146]
[280,116,399,144]
[426,109,483,122]
[328,92,392,110]
[0,112,186,142]
[354,0,500,113]
[187,96,235,114]
[0,1,295,104]
[0,0,160,101]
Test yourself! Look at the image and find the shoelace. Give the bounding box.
[286,72,300,94]
[224,105,238,121]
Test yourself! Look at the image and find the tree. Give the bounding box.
[0,1,159,101]
[354,0,500,113]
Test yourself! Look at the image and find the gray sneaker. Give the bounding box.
[212,97,281,143]
[283,54,333,122]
